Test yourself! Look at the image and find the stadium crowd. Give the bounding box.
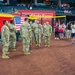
[54,21,75,44]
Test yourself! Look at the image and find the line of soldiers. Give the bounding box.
[1,18,52,59]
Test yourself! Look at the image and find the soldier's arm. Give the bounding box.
[14,26,17,33]
[3,27,9,41]
[1,27,4,40]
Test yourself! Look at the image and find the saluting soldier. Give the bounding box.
[32,20,43,47]
[20,18,32,55]
[43,22,52,47]
[1,20,10,59]
[8,20,16,51]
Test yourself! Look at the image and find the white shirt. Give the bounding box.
[72,25,75,33]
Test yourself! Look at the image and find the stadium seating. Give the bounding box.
[0,5,25,13]
[0,5,75,15]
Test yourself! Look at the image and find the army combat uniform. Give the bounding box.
[43,24,52,47]
[32,23,43,47]
[29,23,33,45]
[1,25,10,59]
[20,22,32,55]
[8,23,16,51]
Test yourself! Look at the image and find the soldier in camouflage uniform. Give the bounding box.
[8,20,16,51]
[29,21,33,52]
[43,22,52,47]
[1,20,10,59]
[29,21,33,44]
[32,20,43,47]
[20,18,32,55]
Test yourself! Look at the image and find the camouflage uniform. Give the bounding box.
[32,23,43,47]
[43,24,52,47]
[1,25,10,58]
[8,23,16,51]
[20,22,32,54]
[29,23,33,45]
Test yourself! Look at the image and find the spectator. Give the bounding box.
[66,22,72,40]
[63,23,66,38]
[54,23,59,39]
[13,9,19,14]
[59,24,65,40]
[71,22,75,44]
[29,5,32,10]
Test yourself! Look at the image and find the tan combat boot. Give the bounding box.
[11,49,16,52]
[24,51,31,55]
[2,54,9,59]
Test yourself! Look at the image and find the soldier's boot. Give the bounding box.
[45,44,47,47]
[36,44,38,46]
[2,54,9,59]
[24,51,31,55]
[38,44,40,47]
[36,43,40,47]
[23,51,27,54]
[26,52,31,55]
[11,49,16,52]
[47,45,50,47]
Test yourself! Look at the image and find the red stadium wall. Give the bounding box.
[18,10,56,25]
[0,10,56,33]
[0,17,12,33]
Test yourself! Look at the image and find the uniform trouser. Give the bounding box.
[2,41,9,55]
[10,36,16,49]
[35,34,41,44]
[22,37,30,52]
[66,30,71,39]
[44,36,50,45]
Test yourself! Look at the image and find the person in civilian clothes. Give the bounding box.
[66,22,72,40]
[59,24,65,40]
[54,23,59,39]
[63,23,66,38]
[71,23,75,44]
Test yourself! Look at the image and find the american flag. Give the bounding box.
[14,16,25,30]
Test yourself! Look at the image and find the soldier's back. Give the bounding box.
[21,22,30,37]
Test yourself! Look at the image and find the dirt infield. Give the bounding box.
[0,35,75,75]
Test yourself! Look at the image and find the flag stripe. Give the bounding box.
[15,16,25,30]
